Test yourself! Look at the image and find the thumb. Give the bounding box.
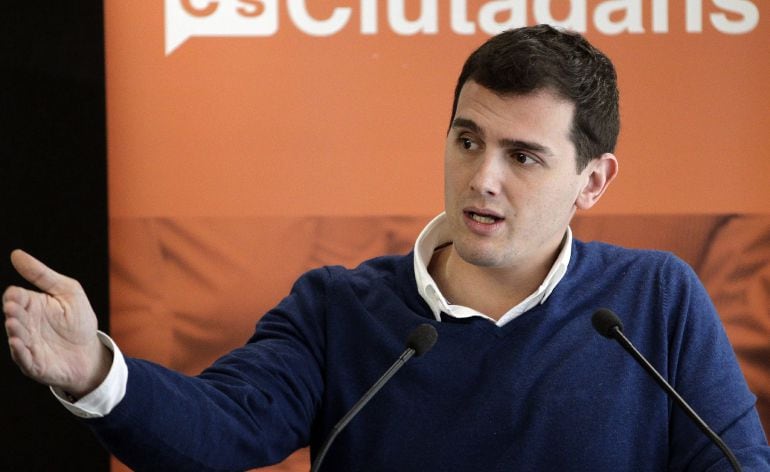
[10,249,78,297]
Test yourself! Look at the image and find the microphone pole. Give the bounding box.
[591,308,742,472]
[310,323,438,472]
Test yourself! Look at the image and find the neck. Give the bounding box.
[428,243,560,321]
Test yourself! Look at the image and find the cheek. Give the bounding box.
[507,178,577,218]
[443,157,465,197]
[537,181,583,218]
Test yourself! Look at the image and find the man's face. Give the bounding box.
[443,81,601,272]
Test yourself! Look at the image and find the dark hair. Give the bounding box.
[450,24,619,172]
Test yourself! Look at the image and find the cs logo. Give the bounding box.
[165,0,278,55]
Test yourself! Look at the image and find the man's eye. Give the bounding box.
[513,152,537,165]
[459,137,476,150]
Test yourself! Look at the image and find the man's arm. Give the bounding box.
[4,249,326,471]
[662,255,770,470]
[3,249,112,398]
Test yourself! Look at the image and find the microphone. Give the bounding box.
[591,309,742,472]
[310,323,439,472]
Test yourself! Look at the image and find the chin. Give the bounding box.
[454,244,508,269]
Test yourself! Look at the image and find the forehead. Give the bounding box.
[454,81,575,142]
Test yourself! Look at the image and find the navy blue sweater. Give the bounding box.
[89,240,770,471]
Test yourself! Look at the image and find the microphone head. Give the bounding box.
[592,308,623,339]
[406,323,438,357]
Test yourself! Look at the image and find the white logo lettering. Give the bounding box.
[534,0,587,32]
[165,0,278,54]
[164,0,761,55]
[389,0,439,35]
[711,0,759,34]
[287,1,351,36]
[478,0,527,35]
[594,0,645,35]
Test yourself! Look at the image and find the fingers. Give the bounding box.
[6,335,33,376]
[3,284,27,309]
[4,296,35,376]
[9,249,80,296]
[5,316,30,353]
[4,288,32,338]
[3,287,30,335]
[6,324,41,380]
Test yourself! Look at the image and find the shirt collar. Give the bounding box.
[413,212,572,327]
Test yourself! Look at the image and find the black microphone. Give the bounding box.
[591,308,742,472]
[310,323,439,472]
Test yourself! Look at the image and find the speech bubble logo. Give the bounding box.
[165,0,278,55]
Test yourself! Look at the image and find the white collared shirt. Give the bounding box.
[51,331,127,419]
[414,213,572,326]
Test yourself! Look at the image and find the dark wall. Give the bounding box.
[1,4,109,471]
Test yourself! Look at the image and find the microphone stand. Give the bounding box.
[607,324,742,472]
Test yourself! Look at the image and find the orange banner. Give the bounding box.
[105,1,769,217]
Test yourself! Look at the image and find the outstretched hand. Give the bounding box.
[3,249,111,398]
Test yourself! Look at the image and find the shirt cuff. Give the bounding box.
[50,331,128,419]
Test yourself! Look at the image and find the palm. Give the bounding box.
[3,250,103,394]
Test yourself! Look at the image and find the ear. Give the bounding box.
[575,153,618,210]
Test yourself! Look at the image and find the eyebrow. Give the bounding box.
[451,117,554,157]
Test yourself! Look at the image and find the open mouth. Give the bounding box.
[465,210,503,224]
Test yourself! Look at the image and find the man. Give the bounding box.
[4,25,769,471]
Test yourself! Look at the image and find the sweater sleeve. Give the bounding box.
[83,267,330,472]
[662,255,770,471]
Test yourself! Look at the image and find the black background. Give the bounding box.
[1,3,109,470]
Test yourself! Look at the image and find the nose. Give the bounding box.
[469,153,504,196]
